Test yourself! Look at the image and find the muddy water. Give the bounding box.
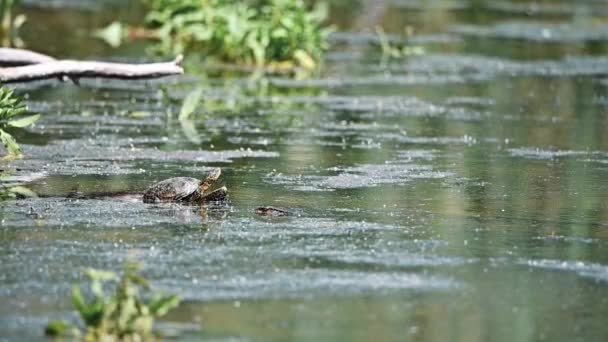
[2,1,608,341]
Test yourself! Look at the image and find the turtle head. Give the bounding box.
[199,168,222,193]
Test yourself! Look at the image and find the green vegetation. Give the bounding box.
[375,26,424,63]
[0,86,39,158]
[45,261,180,341]
[143,0,331,71]
[0,0,25,47]
[0,183,37,200]
[178,87,203,121]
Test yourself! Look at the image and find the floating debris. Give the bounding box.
[255,206,291,217]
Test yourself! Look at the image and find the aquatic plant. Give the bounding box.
[0,86,38,158]
[142,0,331,71]
[0,185,37,200]
[0,0,26,47]
[178,87,203,121]
[375,26,424,63]
[45,261,180,341]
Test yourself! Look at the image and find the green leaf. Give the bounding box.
[129,111,151,119]
[44,320,71,337]
[179,88,203,121]
[127,273,150,287]
[0,129,21,156]
[118,296,137,328]
[149,294,180,317]
[72,283,105,327]
[293,49,316,70]
[71,284,87,317]
[86,268,118,283]
[9,186,38,198]
[8,114,40,128]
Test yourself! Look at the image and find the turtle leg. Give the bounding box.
[182,190,202,203]
[202,186,228,203]
[143,194,161,203]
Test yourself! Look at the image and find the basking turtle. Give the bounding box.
[143,168,226,204]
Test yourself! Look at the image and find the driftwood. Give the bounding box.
[0,48,184,83]
[0,48,56,66]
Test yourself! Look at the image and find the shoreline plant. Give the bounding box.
[97,0,332,73]
[0,86,39,158]
[45,261,180,341]
[145,0,330,70]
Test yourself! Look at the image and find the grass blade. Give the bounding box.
[0,128,20,156]
[8,114,39,128]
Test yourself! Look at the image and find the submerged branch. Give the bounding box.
[0,48,184,83]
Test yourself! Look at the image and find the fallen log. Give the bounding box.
[0,48,184,83]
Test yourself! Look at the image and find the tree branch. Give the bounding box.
[0,48,184,83]
[0,48,57,66]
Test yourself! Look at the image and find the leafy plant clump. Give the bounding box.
[0,86,39,158]
[143,0,331,71]
[45,261,180,341]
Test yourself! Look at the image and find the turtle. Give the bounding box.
[255,206,290,217]
[143,168,226,204]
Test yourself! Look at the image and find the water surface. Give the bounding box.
[2,1,608,341]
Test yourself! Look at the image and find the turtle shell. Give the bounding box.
[143,177,201,203]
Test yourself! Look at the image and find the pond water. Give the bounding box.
[2,0,608,341]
